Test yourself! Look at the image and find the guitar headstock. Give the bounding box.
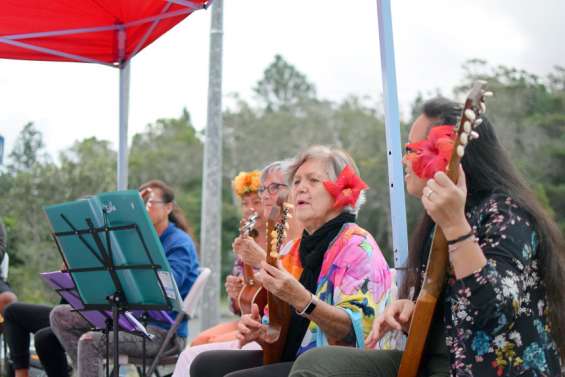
[447,81,493,179]
[240,211,259,238]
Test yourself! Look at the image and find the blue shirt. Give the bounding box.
[152,222,199,337]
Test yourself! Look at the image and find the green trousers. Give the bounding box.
[289,347,449,377]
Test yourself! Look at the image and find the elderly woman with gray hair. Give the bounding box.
[190,145,393,377]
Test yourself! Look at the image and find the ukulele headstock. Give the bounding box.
[240,211,259,237]
[447,81,493,177]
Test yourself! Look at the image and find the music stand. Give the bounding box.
[44,190,183,377]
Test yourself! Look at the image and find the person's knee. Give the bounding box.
[0,291,17,313]
[3,301,17,321]
[49,305,70,330]
[290,348,332,377]
[78,331,104,355]
[190,351,214,377]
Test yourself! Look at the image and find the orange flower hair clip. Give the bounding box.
[323,165,368,209]
[405,125,456,179]
[232,170,261,198]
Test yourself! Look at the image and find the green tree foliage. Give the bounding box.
[455,59,565,232]
[253,54,316,112]
[1,56,563,303]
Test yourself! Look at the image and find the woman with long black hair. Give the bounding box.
[290,97,564,377]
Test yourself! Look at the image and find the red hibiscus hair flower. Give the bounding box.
[323,165,368,209]
[405,125,456,179]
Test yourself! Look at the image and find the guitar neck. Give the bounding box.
[421,228,449,297]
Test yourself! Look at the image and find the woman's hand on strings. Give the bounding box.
[258,261,311,310]
[365,299,414,348]
[233,236,267,268]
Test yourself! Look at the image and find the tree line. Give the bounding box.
[1,56,563,303]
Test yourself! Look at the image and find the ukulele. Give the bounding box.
[262,195,293,365]
[397,81,491,377]
[236,212,268,315]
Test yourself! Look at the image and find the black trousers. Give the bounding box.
[190,350,294,377]
[3,302,69,377]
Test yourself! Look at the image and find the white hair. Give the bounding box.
[288,145,367,215]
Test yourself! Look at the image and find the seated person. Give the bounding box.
[172,162,301,376]
[4,301,69,377]
[189,146,393,377]
[289,97,564,377]
[50,180,200,377]
[0,218,17,317]
[190,169,266,346]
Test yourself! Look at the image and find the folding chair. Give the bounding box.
[123,267,212,377]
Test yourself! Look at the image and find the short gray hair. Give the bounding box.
[260,159,293,184]
[288,145,367,214]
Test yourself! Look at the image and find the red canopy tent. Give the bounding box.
[0,0,210,188]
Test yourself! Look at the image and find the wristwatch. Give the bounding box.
[296,293,317,317]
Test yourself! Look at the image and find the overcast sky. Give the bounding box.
[1,0,564,159]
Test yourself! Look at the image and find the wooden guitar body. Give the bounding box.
[237,282,268,315]
[236,212,268,315]
[261,291,291,364]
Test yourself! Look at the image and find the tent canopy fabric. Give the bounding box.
[0,0,209,65]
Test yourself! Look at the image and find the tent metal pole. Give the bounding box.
[118,61,130,190]
[199,0,223,330]
[376,0,408,280]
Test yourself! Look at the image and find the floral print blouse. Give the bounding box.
[443,193,562,376]
[279,223,392,356]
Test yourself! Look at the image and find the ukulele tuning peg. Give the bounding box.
[463,120,471,133]
[479,102,486,114]
[457,145,465,158]
[464,109,476,121]
[460,132,469,145]
[470,131,480,140]
[483,91,494,97]
[473,118,483,127]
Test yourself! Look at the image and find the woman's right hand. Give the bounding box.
[236,304,266,347]
[365,299,414,348]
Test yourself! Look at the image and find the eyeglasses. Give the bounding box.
[145,199,167,206]
[258,182,288,195]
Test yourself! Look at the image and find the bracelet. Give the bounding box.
[446,229,474,246]
[448,235,478,253]
[295,293,317,317]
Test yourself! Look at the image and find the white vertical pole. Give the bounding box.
[117,28,130,191]
[200,0,223,329]
[376,0,409,277]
